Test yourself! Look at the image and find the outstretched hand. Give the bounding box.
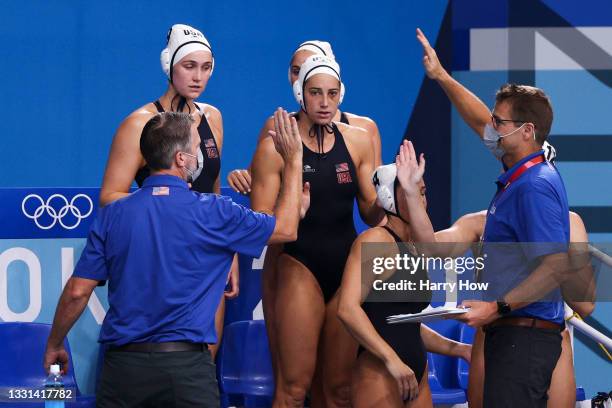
[416,28,446,81]
[268,108,302,162]
[396,140,425,197]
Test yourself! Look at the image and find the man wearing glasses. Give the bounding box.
[416,29,572,407]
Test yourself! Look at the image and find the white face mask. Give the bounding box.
[482,123,527,160]
[182,149,204,183]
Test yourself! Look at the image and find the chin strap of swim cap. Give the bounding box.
[292,55,344,112]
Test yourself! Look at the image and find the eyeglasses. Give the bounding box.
[491,112,525,128]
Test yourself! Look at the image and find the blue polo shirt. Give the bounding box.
[482,151,569,323]
[73,175,275,346]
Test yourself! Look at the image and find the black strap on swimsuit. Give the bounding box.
[339,111,349,124]
[153,100,164,112]
[134,100,221,193]
[382,225,402,243]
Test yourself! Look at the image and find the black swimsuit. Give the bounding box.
[134,100,221,193]
[360,226,431,382]
[283,114,356,302]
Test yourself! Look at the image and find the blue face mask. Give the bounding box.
[482,123,527,160]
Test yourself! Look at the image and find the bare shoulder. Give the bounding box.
[343,112,379,133]
[356,226,394,245]
[459,210,487,224]
[336,121,370,149]
[197,102,221,119]
[569,211,584,226]
[262,115,275,131]
[255,133,283,164]
[569,211,588,241]
[197,103,223,129]
[117,107,158,137]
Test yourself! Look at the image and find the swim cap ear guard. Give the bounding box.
[161,24,214,81]
[160,48,171,78]
[292,55,345,111]
[372,163,406,221]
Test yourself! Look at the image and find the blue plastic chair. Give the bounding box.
[0,322,95,407]
[457,323,475,390]
[217,320,274,407]
[427,353,467,404]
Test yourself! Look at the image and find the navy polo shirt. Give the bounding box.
[482,151,569,323]
[73,175,275,346]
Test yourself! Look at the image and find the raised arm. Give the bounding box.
[396,140,434,249]
[416,28,491,139]
[432,211,487,257]
[99,113,153,206]
[252,109,303,244]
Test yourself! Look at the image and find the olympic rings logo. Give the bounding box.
[21,194,94,230]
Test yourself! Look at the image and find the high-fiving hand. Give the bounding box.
[396,140,425,198]
[416,28,446,81]
[268,108,302,162]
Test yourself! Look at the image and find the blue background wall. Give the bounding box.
[449,0,612,395]
[0,0,447,187]
[0,0,610,399]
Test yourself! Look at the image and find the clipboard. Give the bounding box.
[386,306,469,324]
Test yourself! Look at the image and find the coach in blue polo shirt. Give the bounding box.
[44,109,304,407]
[457,85,572,407]
[416,29,576,408]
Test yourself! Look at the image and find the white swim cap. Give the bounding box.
[292,55,345,111]
[372,163,401,218]
[288,40,336,83]
[294,40,335,60]
[161,24,213,80]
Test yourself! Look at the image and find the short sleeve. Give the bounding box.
[217,198,276,258]
[516,179,568,260]
[72,207,110,281]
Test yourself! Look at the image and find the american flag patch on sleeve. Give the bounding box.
[152,186,170,196]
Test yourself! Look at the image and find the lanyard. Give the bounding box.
[501,154,545,192]
[483,154,546,242]
[492,154,546,205]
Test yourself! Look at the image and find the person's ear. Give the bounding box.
[523,123,536,141]
[175,151,186,167]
